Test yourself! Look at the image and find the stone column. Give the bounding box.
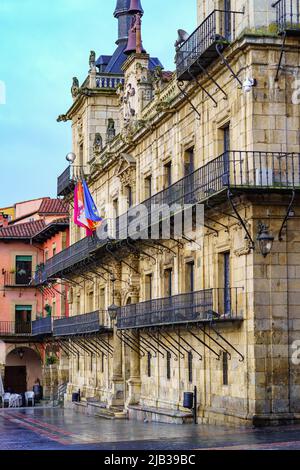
[126,292,141,407]
[126,331,141,407]
[108,274,125,408]
[108,321,125,407]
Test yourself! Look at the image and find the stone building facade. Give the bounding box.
[39,0,300,426]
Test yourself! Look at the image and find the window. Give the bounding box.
[188,352,193,383]
[144,175,152,199]
[164,162,172,188]
[184,147,194,176]
[147,352,152,377]
[52,299,56,317]
[222,0,232,40]
[76,296,80,315]
[101,352,105,373]
[184,148,195,204]
[45,250,49,262]
[90,353,93,372]
[77,353,80,372]
[164,268,173,297]
[99,288,105,310]
[113,198,119,218]
[15,256,32,285]
[167,352,171,380]
[79,143,84,166]
[219,252,231,316]
[15,306,32,334]
[145,274,153,301]
[62,232,67,250]
[126,185,133,208]
[185,261,195,293]
[220,124,230,186]
[223,352,229,385]
[52,244,56,257]
[87,291,94,312]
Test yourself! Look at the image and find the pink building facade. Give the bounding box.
[0,198,69,394]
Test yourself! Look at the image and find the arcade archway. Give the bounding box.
[4,347,42,394]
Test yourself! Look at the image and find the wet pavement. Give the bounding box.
[0,408,300,450]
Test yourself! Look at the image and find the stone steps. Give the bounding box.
[128,405,194,425]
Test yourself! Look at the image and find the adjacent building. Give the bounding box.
[12,0,300,426]
[0,198,69,395]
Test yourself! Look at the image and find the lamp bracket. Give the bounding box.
[279,190,296,242]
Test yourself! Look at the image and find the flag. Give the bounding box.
[74,182,93,236]
[82,179,103,230]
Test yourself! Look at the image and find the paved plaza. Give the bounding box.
[0,408,300,450]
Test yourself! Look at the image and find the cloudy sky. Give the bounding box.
[0,0,196,207]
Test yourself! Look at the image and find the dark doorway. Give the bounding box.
[4,366,27,394]
[15,306,32,334]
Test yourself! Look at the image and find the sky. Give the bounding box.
[0,0,196,208]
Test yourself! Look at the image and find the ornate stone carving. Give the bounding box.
[71,77,80,98]
[115,153,136,187]
[89,50,96,71]
[106,119,116,143]
[57,114,69,122]
[77,119,83,141]
[124,83,136,122]
[93,133,103,156]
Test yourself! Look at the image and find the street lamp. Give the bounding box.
[108,275,118,322]
[257,223,274,257]
[66,152,76,164]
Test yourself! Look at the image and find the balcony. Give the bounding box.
[96,73,124,89]
[273,0,300,35]
[42,151,300,279]
[31,317,53,336]
[0,322,32,337]
[53,310,107,337]
[3,272,33,288]
[45,235,103,278]
[117,288,243,330]
[57,165,87,197]
[176,9,243,81]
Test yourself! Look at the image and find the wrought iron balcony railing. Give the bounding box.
[273,0,300,34]
[57,165,88,197]
[42,150,300,278]
[44,235,104,278]
[32,316,55,336]
[176,9,243,81]
[0,322,32,336]
[117,288,243,330]
[53,310,107,337]
[3,272,33,287]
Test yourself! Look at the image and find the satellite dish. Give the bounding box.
[175,29,190,48]
[66,152,76,163]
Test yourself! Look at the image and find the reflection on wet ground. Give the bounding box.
[0,408,300,450]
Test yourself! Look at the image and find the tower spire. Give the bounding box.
[124,0,146,55]
[114,0,132,45]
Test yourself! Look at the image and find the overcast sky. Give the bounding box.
[0,0,196,207]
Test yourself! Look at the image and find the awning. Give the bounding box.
[15,305,32,311]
